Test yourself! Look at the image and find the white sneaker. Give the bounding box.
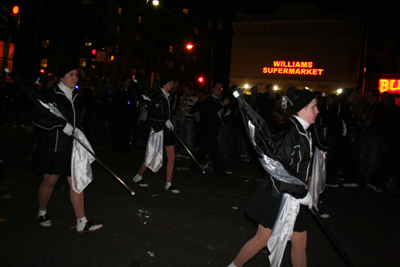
[133,174,149,187]
[165,184,180,194]
[76,221,103,233]
[38,214,52,227]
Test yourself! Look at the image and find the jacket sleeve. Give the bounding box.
[31,104,67,131]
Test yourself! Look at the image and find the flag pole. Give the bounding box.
[133,79,205,174]
[310,207,353,267]
[171,130,205,174]
[72,134,135,196]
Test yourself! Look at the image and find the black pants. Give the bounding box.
[327,135,357,183]
[192,126,225,173]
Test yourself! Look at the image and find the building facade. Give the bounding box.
[11,0,232,88]
[229,3,363,95]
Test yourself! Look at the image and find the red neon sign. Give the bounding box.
[379,79,400,93]
[263,61,324,76]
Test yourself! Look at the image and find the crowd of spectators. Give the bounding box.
[1,73,399,193]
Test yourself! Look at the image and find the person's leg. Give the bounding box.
[185,120,195,154]
[165,145,175,183]
[178,120,187,155]
[67,176,103,232]
[67,176,85,219]
[366,136,383,183]
[39,174,60,210]
[290,231,307,267]
[359,135,370,182]
[206,128,225,174]
[219,121,230,160]
[133,159,149,187]
[232,225,271,267]
[190,129,209,169]
[137,162,148,176]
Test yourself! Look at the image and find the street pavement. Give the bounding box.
[0,125,399,267]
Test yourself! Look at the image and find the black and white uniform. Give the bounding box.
[148,88,174,146]
[30,84,84,176]
[246,116,312,232]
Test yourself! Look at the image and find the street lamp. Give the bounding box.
[186,43,213,87]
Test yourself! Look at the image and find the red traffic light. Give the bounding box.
[40,69,45,74]
[91,49,97,55]
[11,5,19,15]
[198,77,204,83]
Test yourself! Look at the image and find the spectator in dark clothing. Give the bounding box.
[326,88,359,188]
[81,82,96,143]
[255,84,281,135]
[111,76,136,153]
[190,82,231,177]
[368,93,400,191]
[360,88,389,193]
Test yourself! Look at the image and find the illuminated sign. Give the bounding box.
[379,79,400,93]
[263,61,324,76]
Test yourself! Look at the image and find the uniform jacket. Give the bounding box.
[32,85,84,152]
[266,116,312,199]
[148,89,170,132]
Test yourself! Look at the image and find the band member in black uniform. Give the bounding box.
[30,63,103,233]
[228,89,319,267]
[133,76,180,194]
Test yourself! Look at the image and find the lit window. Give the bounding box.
[135,32,141,41]
[117,25,121,34]
[79,58,87,68]
[42,39,49,48]
[91,58,96,68]
[40,58,47,68]
[180,64,185,71]
[85,42,92,47]
[169,45,174,53]
[138,16,142,23]
[183,8,189,15]
[118,7,123,15]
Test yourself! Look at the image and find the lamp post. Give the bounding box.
[186,43,213,88]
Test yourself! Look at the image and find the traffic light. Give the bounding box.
[11,5,19,15]
[7,5,20,39]
[197,76,205,85]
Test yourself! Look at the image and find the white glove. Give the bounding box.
[165,119,174,130]
[299,192,313,209]
[63,123,74,136]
